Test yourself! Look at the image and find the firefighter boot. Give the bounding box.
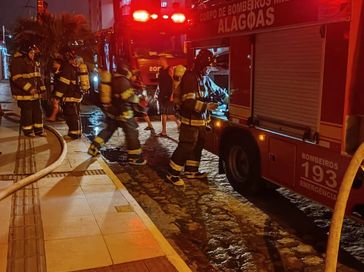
[183,171,208,179]
[24,132,36,138]
[127,157,147,166]
[166,174,185,186]
[36,131,47,137]
[87,144,100,157]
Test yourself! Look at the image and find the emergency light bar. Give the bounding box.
[133,10,149,22]
[171,13,186,23]
[132,10,186,24]
[150,13,158,20]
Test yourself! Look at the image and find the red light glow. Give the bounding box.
[150,13,158,20]
[133,10,149,22]
[162,15,169,19]
[171,13,186,23]
[171,13,186,24]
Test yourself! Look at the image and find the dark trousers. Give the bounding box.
[17,100,44,135]
[63,102,81,138]
[168,124,206,176]
[93,117,142,159]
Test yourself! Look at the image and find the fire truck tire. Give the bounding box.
[223,137,261,195]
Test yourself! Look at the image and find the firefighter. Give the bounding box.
[54,47,83,139]
[171,64,187,106]
[10,42,47,137]
[166,49,218,186]
[87,63,147,166]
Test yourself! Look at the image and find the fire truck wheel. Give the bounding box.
[223,138,261,195]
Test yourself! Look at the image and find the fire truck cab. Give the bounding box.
[188,0,364,220]
[96,0,189,96]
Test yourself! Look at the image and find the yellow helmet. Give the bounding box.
[174,65,186,77]
[173,65,186,81]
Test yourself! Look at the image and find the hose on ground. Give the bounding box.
[324,142,364,272]
[0,125,67,201]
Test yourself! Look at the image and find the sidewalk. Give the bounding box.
[0,81,190,272]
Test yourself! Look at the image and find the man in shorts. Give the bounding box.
[157,56,180,136]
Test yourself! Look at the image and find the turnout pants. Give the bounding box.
[63,102,81,138]
[17,100,44,135]
[92,117,143,160]
[168,124,206,176]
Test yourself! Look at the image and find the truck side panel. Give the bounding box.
[321,22,349,125]
[319,22,349,152]
[229,35,252,124]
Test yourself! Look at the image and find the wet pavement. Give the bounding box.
[0,82,188,272]
[81,105,364,272]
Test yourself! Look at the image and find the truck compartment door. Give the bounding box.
[253,25,325,141]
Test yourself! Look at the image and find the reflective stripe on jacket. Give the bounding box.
[54,62,83,102]
[10,52,46,100]
[179,70,209,127]
[111,73,139,120]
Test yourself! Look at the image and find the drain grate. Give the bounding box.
[0,169,106,181]
[0,174,28,181]
[46,169,106,177]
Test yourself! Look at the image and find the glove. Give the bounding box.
[29,89,37,95]
[207,102,218,111]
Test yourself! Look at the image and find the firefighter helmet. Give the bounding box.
[19,41,40,55]
[116,61,133,79]
[52,52,64,63]
[194,49,215,71]
[173,65,186,81]
[60,46,76,61]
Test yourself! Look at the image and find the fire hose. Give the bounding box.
[0,122,67,201]
[324,142,364,271]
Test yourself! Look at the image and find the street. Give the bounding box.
[2,1,364,271]
[81,105,364,272]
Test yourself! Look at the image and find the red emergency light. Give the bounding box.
[171,13,186,23]
[132,10,150,22]
[131,9,187,26]
[150,13,158,20]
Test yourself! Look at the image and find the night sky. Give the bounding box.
[0,0,89,30]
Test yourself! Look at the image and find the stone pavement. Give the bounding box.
[0,81,190,272]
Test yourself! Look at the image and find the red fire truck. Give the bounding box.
[96,0,189,93]
[188,0,364,220]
